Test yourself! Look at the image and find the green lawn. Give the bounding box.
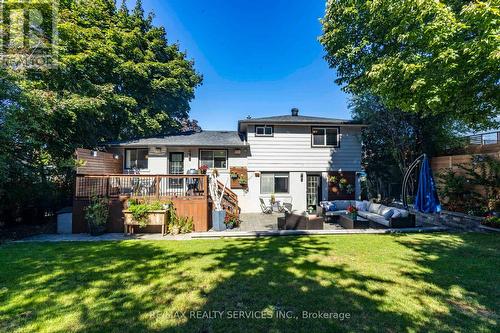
[0,234,498,332]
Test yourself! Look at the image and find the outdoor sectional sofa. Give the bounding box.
[320,200,415,228]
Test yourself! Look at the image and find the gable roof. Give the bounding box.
[107,130,246,147]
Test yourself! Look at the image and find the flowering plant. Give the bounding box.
[198,164,209,174]
[347,205,358,216]
[482,215,500,229]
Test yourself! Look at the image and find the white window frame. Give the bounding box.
[260,172,289,194]
[124,148,149,170]
[199,149,228,169]
[255,125,274,137]
[311,127,339,147]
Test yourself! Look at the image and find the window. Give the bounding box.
[199,150,227,169]
[261,173,289,194]
[125,148,149,169]
[255,125,273,137]
[312,127,339,147]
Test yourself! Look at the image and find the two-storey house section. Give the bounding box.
[237,108,364,212]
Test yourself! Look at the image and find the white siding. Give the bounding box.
[246,125,363,172]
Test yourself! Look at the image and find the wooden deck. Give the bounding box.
[73,174,213,232]
[74,173,241,233]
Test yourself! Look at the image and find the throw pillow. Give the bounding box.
[328,203,337,212]
[380,207,394,220]
[391,209,402,218]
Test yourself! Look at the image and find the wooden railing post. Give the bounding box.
[203,175,208,198]
[155,175,160,199]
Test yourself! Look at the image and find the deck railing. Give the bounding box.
[466,131,500,145]
[217,181,240,219]
[75,174,208,199]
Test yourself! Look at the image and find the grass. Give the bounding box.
[0,233,498,332]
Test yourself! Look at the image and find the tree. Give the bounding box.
[351,94,461,198]
[0,0,202,224]
[321,0,499,130]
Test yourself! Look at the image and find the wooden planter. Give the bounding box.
[230,166,248,189]
[123,210,168,235]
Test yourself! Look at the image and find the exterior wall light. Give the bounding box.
[91,150,98,157]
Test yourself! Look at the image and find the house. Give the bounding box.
[106,108,364,214]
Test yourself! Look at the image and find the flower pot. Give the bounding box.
[212,210,227,231]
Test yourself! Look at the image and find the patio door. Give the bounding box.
[306,174,322,209]
[169,152,184,191]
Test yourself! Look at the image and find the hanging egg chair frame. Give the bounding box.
[401,153,426,209]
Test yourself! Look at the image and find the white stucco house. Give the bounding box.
[108,108,365,213]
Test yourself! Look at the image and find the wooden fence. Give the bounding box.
[73,174,211,232]
[75,148,123,175]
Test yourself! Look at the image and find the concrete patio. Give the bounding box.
[234,213,345,232]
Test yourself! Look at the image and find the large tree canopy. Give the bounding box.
[321,0,499,129]
[0,0,202,223]
[351,94,462,198]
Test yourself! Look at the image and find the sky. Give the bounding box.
[138,0,350,130]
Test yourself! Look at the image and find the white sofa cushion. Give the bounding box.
[358,211,370,219]
[355,200,367,211]
[369,203,381,214]
[359,212,390,226]
[370,215,391,227]
[325,210,348,216]
[391,208,409,218]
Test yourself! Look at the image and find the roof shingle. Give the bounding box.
[107,131,246,147]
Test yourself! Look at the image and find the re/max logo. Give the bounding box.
[0,0,58,68]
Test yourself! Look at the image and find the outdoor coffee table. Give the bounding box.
[339,214,370,229]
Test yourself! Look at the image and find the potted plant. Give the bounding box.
[85,196,109,236]
[347,205,358,221]
[225,216,240,229]
[238,177,248,187]
[230,172,239,179]
[270,193,276,205]
[339,178,348,191]
[198,164,209,175]
[209,170,227,231]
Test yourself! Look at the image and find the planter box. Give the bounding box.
[123,210,167,235]
[212,210,226,231]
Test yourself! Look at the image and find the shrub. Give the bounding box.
[85,196,109,235]
[482,215,500,229]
